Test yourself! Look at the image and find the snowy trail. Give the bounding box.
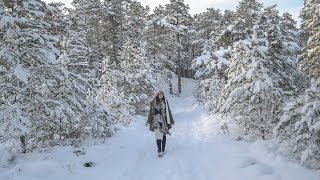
[1,79,320,180]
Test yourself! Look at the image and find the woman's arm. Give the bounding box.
[167,102,174,125]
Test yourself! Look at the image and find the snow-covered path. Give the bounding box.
[1,79,320,180]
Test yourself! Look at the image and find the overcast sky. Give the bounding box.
[44,0,303,22]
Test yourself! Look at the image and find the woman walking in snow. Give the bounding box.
[147,91,175,157]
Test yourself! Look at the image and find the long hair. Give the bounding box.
[155,92,165,105]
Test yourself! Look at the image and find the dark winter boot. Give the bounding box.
[156,140,161,153]
[156,139,162,157]
[162,135,166,153]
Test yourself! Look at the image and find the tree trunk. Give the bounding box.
[20,135,26,153]
[178,67,182,94]
[176,29,182,95]
[168,72,173,94]
[151,23,156,71]
[191,45,195,79]
[169,81,173,94]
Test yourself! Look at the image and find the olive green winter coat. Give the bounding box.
[147,99,175,131]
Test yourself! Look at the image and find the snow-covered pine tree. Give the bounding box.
[0,0,112,152]
[71,0,103,79]
[59,30,114,139]
[218,25,283,139]
[301,0,320,78]
[145,5,177,94]
[217,10,236,48]
[164,0,193,95]
[58,2,116,139]
[193,8,223,54]
[274,95,303,141]
[59,32,89,76]
[201,0,264,110]
[192,8,230,108]
[197,0,265,110]
[293,79,320,169]
[280,12,306,93]
[145,5,167,66]
[218,10,235,48]
[99,39,155,123]
[192,8,224,65]
[123,0,159,97]
[63,6,100,88]
[275,78,320,169]
[58,7,90,77]
[298,19,309,89]
[123,0,148,47]
[44,2,69,49]
[118,40,155,115]
[192,48,230,111]
[233,0,263,41]
[297,3,320,165]
[98,58,131,125]
[98,0,158,124]
[281,12,301,60]
[275,0,320,169]
[299,18,309,51]
[101,0,128,64]
[260,5,296,95]
[301,1,320,160]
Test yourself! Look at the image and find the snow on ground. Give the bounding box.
[0,78,320,180]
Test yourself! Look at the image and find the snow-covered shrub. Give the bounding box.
[218,26,284,140]
[192,48,230,111]
[0,0,114,151]
[275,79,320,169]
[0,147,16,168]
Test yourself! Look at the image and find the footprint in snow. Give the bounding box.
[232,156,258,168]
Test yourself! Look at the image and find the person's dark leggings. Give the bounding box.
[156,134,166,153]
[162,134,166,151]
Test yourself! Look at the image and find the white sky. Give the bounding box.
[44,0,303,22]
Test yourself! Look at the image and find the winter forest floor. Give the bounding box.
[1,78,320,180]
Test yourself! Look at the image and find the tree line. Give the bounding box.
[0,0,319,170]
[192,0,319,169]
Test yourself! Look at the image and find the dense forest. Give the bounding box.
[0,0,319,169]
